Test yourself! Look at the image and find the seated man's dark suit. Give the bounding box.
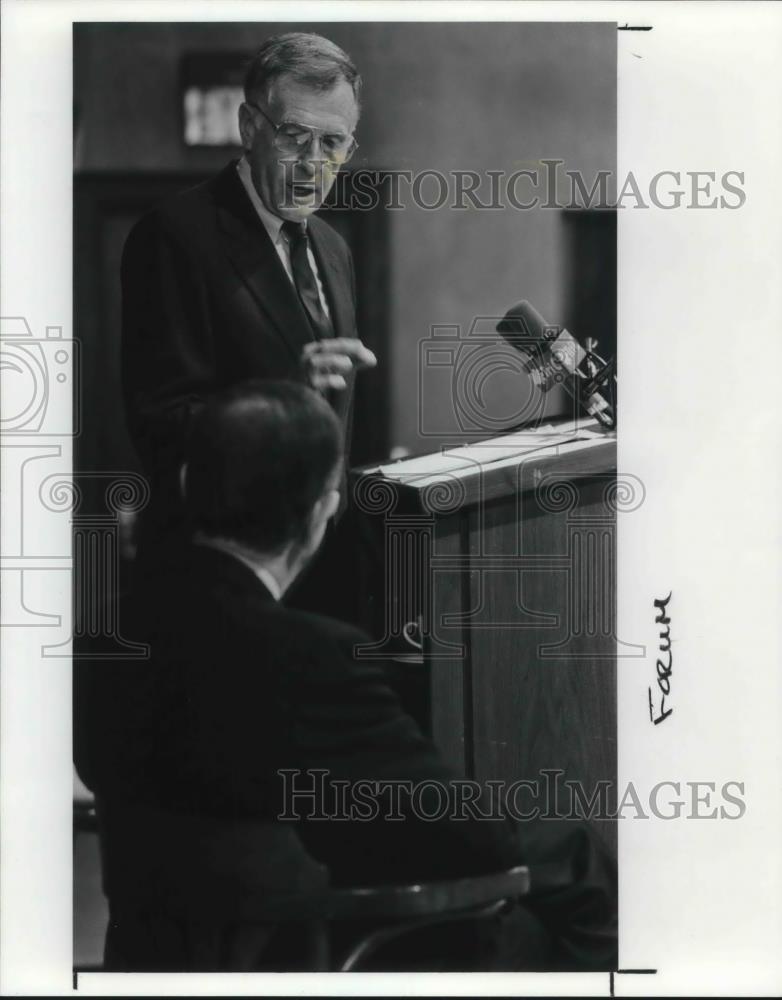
[78,541,617,972]
[120,164,358,608]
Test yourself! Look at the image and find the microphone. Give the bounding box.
[496,300,615,427]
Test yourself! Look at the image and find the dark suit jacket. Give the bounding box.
[121,163,357,546]
[80,542,523,887]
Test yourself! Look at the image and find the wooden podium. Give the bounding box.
[352,426,621,858]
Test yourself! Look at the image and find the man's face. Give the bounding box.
[239,74,359,222]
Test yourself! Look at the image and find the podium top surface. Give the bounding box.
[353,421,617,514]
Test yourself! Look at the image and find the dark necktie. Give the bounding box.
[281,221,334,341]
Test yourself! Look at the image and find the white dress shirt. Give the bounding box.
[236,157,331,320]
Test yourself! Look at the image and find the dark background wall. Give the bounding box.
[74,20,616,459]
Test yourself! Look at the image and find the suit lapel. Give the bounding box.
[307,220,357,446]
[214,164,313,363]
[308,221,355,342]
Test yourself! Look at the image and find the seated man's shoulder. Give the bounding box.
[238,602,399,703]
[262,601,370,666]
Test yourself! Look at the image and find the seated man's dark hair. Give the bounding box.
[184,380,342,553]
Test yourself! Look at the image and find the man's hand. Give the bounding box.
[301,338,377,392]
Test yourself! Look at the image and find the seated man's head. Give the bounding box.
[183,380,342,586]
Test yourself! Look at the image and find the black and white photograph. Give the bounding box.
[1,1,781,995]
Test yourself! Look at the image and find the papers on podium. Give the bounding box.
[373,420,608,488]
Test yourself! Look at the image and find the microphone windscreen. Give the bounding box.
[496,299,549,346]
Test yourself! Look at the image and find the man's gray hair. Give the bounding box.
[244,32,361,109]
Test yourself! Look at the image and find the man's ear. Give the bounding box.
[179,462,188,500]
[321,488,340,523]
[303,488,340,552]
[311,488,339,528]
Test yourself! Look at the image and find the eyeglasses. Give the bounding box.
[247,101,358,165]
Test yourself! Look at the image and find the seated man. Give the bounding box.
[77,379,616,972]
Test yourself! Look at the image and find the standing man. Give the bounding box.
[121,33,375,611]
